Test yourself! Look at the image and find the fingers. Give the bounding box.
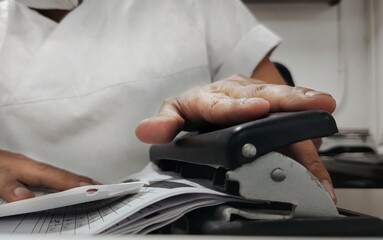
[311,138,323,150]
[229,80,336,113]
[135,94,270,144]
[136,75,336,145]
[188,95,271,126]
[12,158,96,190]
[279,140,337,203]
[0,150,98,202]
[0,167,35,202]
[135,116,184,144]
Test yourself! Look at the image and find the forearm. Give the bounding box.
[251,55,287,85]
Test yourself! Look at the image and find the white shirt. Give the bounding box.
[0,0,280,183]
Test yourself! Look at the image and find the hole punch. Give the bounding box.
[86,188,99,194]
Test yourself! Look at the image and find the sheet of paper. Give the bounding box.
[0,163,295,236]
[0,182,144,217]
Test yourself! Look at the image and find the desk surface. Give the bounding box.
[323,159,383,219]
[2,236,379,240]
[335,188,383,219]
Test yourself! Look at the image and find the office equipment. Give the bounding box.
[243,0,341,6]
[150,110,383,236]
[320,129,376,156]
[323,155,383,188]
[320,129,383,188]
[151,110,339,217]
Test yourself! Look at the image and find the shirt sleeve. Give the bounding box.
[197,0,281,81]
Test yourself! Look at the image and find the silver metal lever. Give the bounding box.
[227,152,339,218]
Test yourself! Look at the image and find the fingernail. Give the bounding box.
[305,91,331,97]
[14,187,32,197]
[321,180,337,204]
[79,181,94,186]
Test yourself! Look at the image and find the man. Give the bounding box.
[0,0,336,203]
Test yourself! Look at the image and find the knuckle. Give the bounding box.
[208,97,220,110]
[209,82,225,93]
[251,84,268,95]
[226,74,247,81]
[0,165,10,176]
[162,96,183,112]
[12,152,28,159]
[0,166,16,189]
[225,74,241,80]
[163,96,176,106]
[225,75,249,85]
[306,161,327,176]
[0,165,15,181]
[34,162,52,172]
[306,161,323,170]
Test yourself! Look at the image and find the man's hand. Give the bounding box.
[135,75,337,202]
[136,75,336,142]
[0,150,97,202]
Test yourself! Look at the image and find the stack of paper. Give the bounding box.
[0,164,294,235]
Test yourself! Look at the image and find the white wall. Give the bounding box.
[0,0,8,46]
[246,1,378,143]
[373,0,383,146]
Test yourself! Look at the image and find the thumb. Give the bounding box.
[0,169,34,202]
